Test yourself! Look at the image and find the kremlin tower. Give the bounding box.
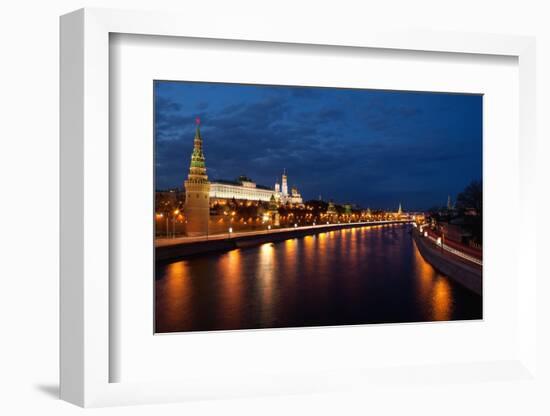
[184,118,210,236]
[281,168,288,197]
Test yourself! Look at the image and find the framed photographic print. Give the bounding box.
[153,80,483,334]
[60,7,539,408]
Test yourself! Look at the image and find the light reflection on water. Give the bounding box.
[155,224,481,333]
[412,240,453,322]
[219,248,242,328]
[257,243,276,325]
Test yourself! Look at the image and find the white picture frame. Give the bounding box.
[60,8,538,408]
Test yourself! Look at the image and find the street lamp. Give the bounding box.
[228,227,233,239]
[155,213,164,238]
[172,209,180,238]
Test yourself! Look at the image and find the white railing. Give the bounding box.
[425,235,483,266]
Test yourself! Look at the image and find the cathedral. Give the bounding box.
[273,169,303,205]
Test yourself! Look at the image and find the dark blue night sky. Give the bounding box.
[155,81,482,211]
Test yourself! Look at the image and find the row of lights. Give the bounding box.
[162,215,408,238]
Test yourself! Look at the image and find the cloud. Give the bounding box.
[155,96,181,113]
[154,83,482,210]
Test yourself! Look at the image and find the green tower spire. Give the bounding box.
[190,121,206,170]
[195,123,201,139]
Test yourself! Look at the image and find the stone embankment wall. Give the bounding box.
[156,221,409,262]
[412,230,482,296]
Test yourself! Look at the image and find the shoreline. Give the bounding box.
[412,228,482,296]
[155,220,411,262]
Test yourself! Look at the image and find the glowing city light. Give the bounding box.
[268,225,271,230]
[437,237,442,246]
[229,227,233,233]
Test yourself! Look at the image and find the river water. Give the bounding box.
[155,224,482,333]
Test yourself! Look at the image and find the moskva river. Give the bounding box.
[155,224,482,333]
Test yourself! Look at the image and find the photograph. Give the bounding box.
[3,0,541,412]
[154,80,483,333]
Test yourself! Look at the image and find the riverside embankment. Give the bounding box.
[412,228,482,295]
[156,220,411,262]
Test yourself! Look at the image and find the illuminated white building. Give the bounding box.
[209,171,303,204]
[210,176,274,202]
[287,187,303,205]
[281,169,288,196]
[275,169,302,204]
